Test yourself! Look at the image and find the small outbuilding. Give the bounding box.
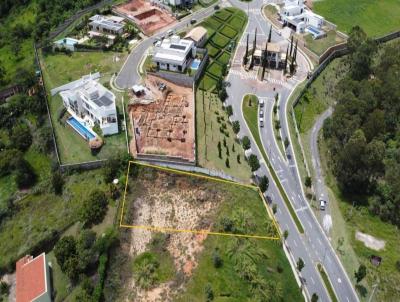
[184,26,207,47]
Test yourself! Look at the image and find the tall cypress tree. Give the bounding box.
[243,33,249,65]
[293,39,298,62]
[289,35,294,58]
[253,27,257,54]
[284,44,289,74]
[268,26,272,43]
[261,40,268,81]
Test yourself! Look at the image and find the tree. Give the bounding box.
[354,264,366,283]
[212,249,223,268]
[14,67,36,90]
[311,293,319,302]
[205,283,214,301]
[218,87,228,102]
[52,171,64,195]
[0,61,5,86]
[297,257,304,272]
[217,141,222,159]
[284,137,290,149]
[15,159,36,188]
[237,154,241,163]
[283,44,289,74]
[268,25,272,43]
[283,230,289,240]
[225,157,230,168]
[0,281,10,296]
[232,120,240,134]
[261,40,268,81]
[226,105,233,116]
[243,33,249,65]
[305,176,312,188]
[103,156,121,183]
[242,136,251,150]
[272,204,277,214]
[54,236,77,272]
[232,143,235,153]
[248,154,260,172]
[259,175,269,193]
[11,123,32,151]
[80,190,108,227]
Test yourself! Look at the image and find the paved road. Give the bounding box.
[225,0,359,301]
[114,0,358,300]
[115,4,219,88]
[310,108,333,224]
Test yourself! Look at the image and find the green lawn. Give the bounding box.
[214,9,233,22]
[313,0,400,37]
[303,30,346,56]
[0,169,109,270]
[317,263,339,302]
[216,51,231,66]
[206,43,221,58]
[220,25,238,39]
[206,61,224,78]
[211,33,231,49]
[242,95,304,233]
[39,50,128,164]
[199,73,218,91]
[196,90,252,181]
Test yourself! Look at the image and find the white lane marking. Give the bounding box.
[285,224,290,230]
[317,238,322,246]
[278,208,282,214]
[338,278,342,284]
[295,206,308,212]
[281,178,287,183]
[307,220,313,229]
[293,239,297,247]
[311,277,315,285]
[346,297,350,302]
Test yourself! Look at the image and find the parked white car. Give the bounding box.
[259,117,264,128]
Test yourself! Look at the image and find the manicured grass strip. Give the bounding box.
[317,263,339,302]
[220,25,238,39]
[214,9,232,21]
[208,16,224,29]
[216,51,231,65]
[211,33,231,49]
[228,15,246,30]
[206,61,224,78]
[242,95,305,233]
[199,73,218,90]
[206,43,220,58]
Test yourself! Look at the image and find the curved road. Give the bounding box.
[114,0,358,301]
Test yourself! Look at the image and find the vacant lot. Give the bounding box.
[39,50,128,164]
[313,0,400,37]
[105,166,300,301]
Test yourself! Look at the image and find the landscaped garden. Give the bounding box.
[39,50,129,164]
[105,165,301,301]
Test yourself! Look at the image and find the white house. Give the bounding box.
[156,0,194,7]
[89,15,125,35]
[59,75,118,135]
[279,0,325,34]
[153,35,196,72]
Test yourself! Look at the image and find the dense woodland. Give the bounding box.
[323,27,400,226]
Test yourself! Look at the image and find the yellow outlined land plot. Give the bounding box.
[119,161,281,240]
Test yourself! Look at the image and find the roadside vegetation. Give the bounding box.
[242,94,304,233]
[313,0,400,37]
[289,26,400,300]
[106,166,301,301]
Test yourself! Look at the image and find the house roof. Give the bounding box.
[268,43,281,53]
[184,26,207,42]
[89,14,124,32]
[16,253,48,302]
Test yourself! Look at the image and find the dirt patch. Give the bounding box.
[128,74,195,162]
[116,170,223,302]
[115,0,177,36]
[355,231,386,251]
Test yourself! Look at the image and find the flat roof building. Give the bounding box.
[184,26,207,47]
[16,253,52,302]
[153,35,195,72]
[89,15,125,35]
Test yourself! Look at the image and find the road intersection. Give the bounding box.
[114,0,358,300]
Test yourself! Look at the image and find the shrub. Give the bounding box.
[225,157,230,168]
[226,105,233,116]
[248,154,260,172]
[232,120,240,134]
[242,136,251,150]
[212,249,223,268]
[52,171,64,195]
[80,190,108,227]
[205,283,214,301]
[11,123,32,151]
[259,175,269,193]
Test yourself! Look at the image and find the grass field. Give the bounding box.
[220,25,238,39]
[196,90,251,181]
[206,61,224,78]
[303,30,345,56]
[109,166,301,301]
[242,95,304,233]
[211,33,231,49]
[39,50,128,164]
[313,0,400,37]
[206,44,220,58]
[216,51,231,65]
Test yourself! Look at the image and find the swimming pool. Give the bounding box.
[306,26,325,39]
[67,117,96,141]
[55,37,79,46]
[191,59,201,70]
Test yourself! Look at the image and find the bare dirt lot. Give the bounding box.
[128,74,195,162]
[107,169,224,301]
[115,0,177,36]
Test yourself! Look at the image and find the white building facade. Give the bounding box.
[59,76,119,135]
[153,36,196,72]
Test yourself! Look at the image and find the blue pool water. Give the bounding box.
[56,37,79,46]
[306,26,324,39]
[67,117,95,141]
[191,59,201,70]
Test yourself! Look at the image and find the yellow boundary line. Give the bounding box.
[119,161,281,240]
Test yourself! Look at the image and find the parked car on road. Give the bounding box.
[259,117,264,127]
[259,110,264,117]
[259,99,265,108]
[320,199,327,210]
[190,19,197,24]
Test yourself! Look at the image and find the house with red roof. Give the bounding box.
[16,253,52,302]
